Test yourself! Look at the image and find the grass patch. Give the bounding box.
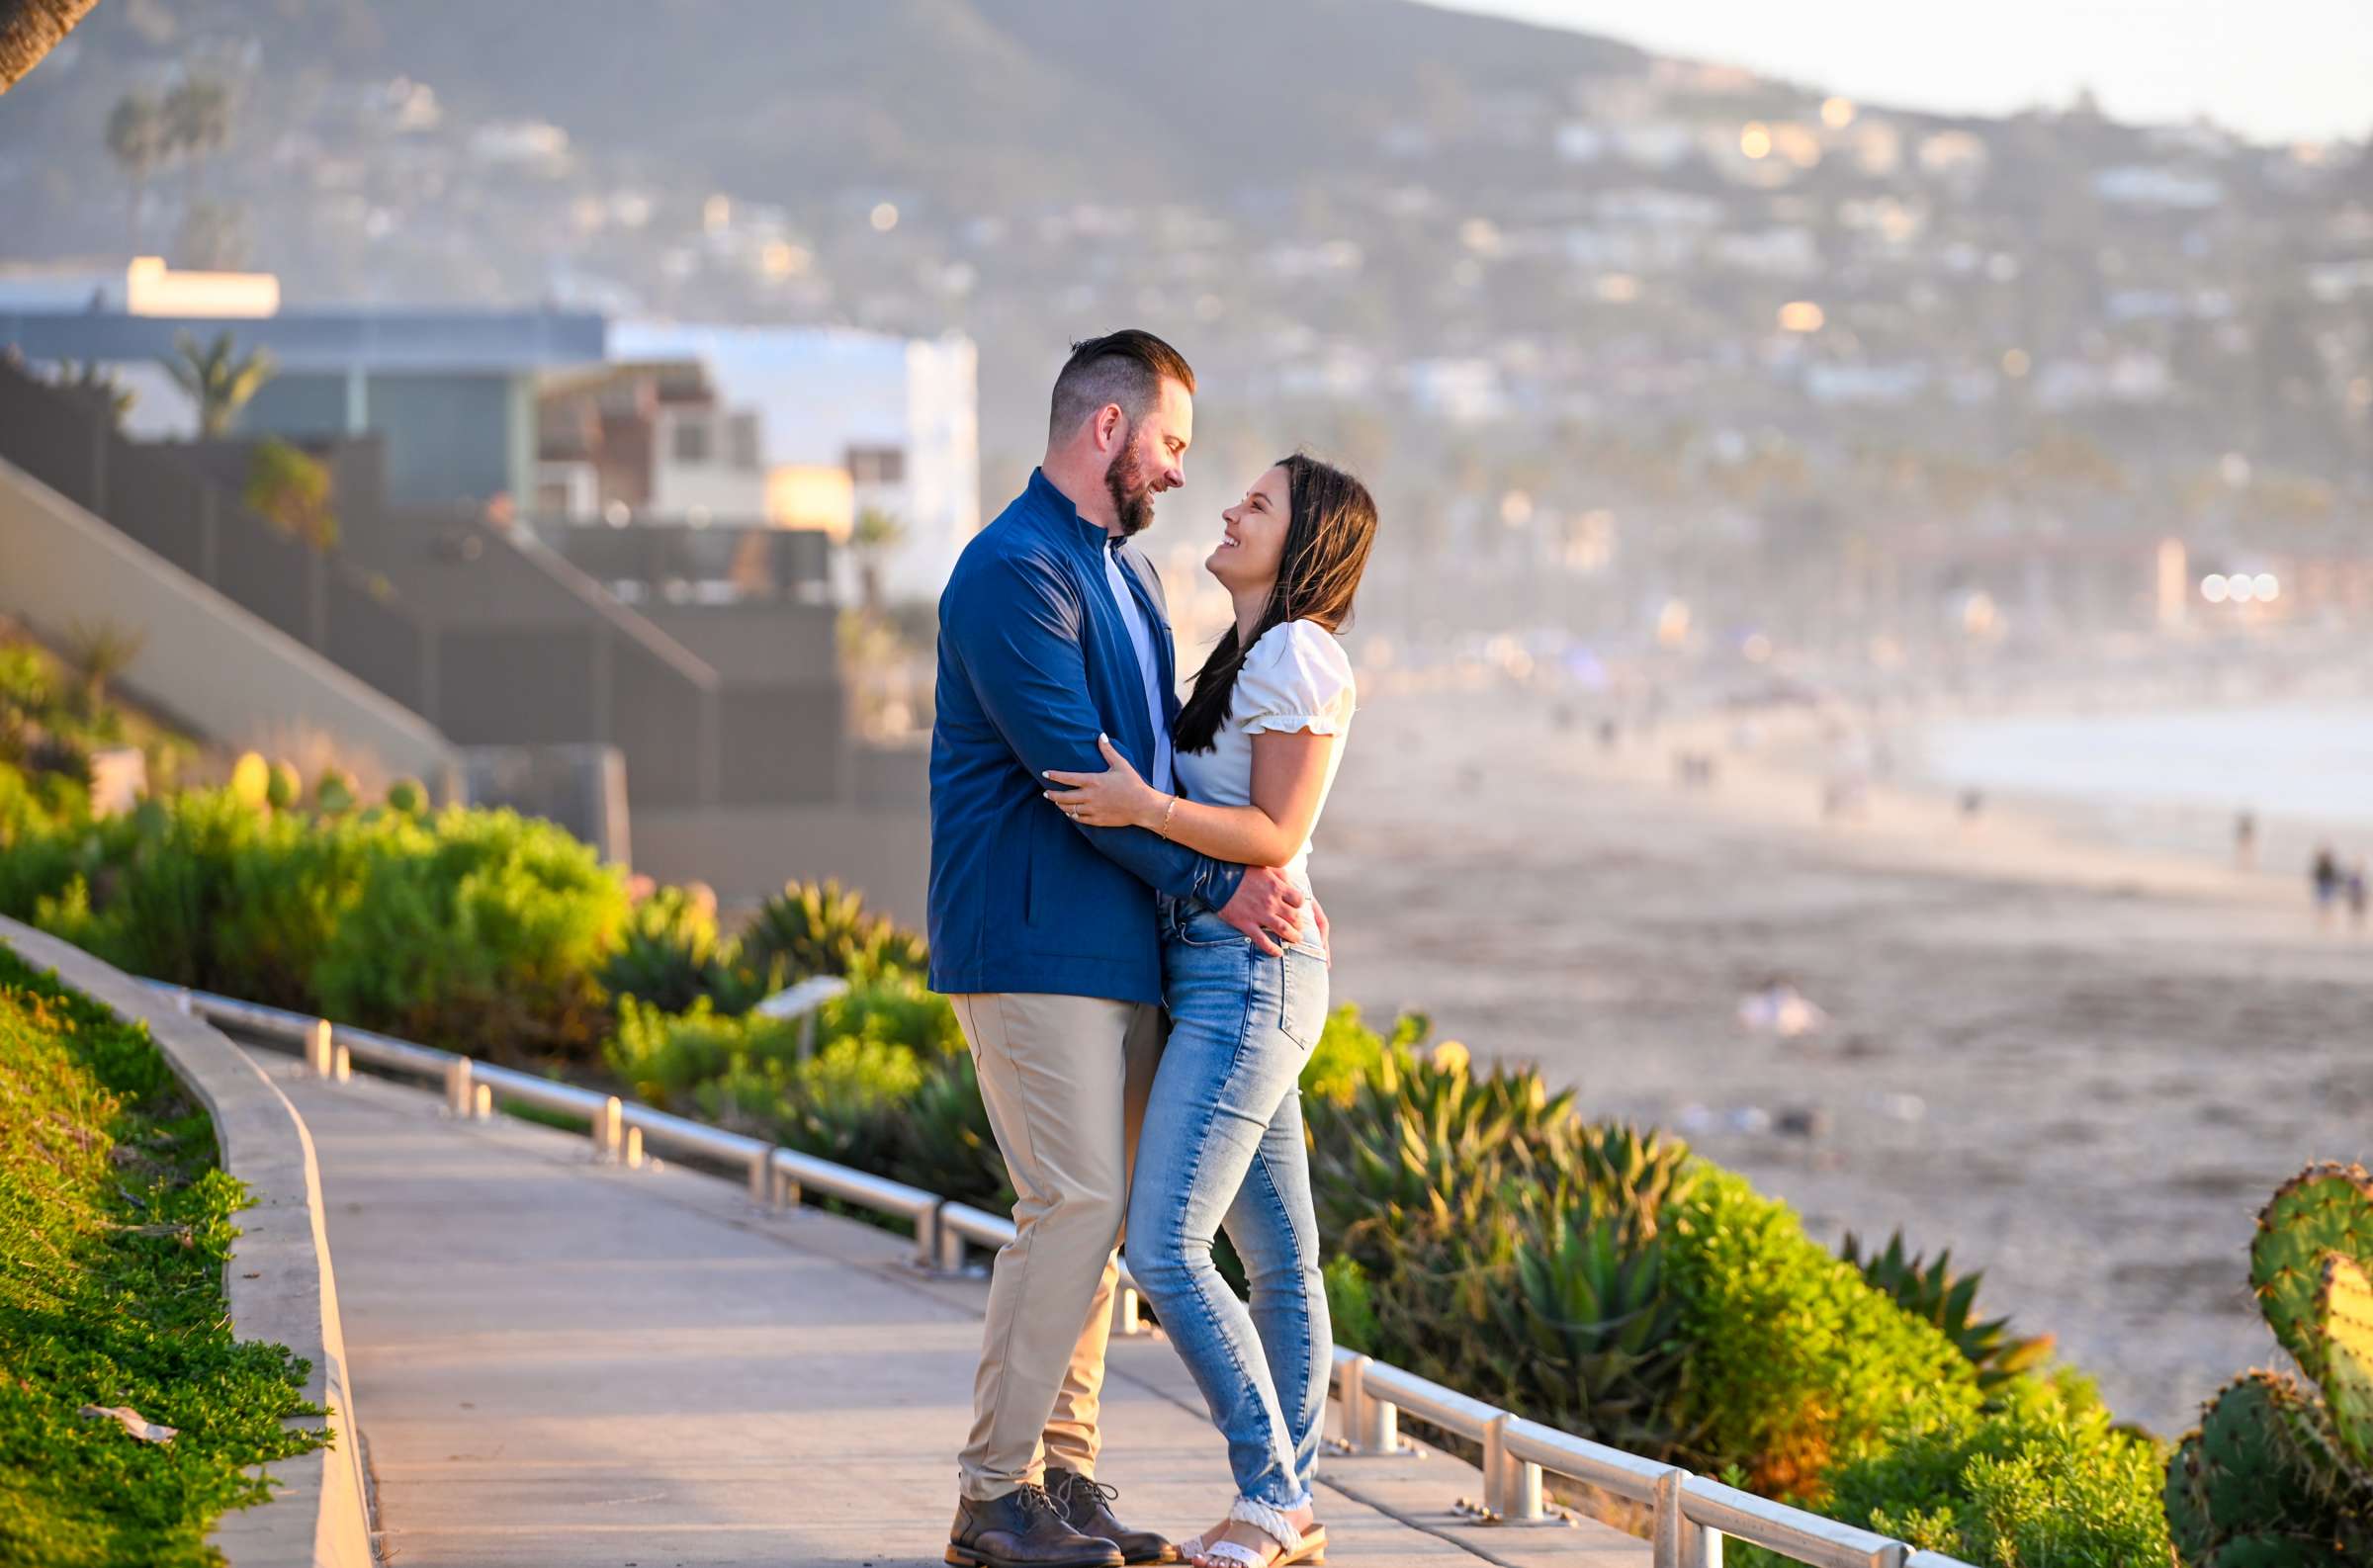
[0,948,328,1567]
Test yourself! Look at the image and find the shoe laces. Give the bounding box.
[1014,1483,1069,1522]
[1055,1472,1120,1511]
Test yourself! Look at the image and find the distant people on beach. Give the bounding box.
[2312,845,2342,927]
[2350,862,2368,932]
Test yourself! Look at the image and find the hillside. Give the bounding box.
[3,0,1645,209]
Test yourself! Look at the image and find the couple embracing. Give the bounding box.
[927,330,1378,1568]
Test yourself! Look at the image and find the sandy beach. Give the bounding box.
[1315,677,2373,1438]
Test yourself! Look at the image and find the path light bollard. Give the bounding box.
[594,1095,623,1162]
[307,1018,334,1077]
[331,1044,352,1082]
[444,1057,475,1118]
[623,1126,644,1170]
[1109,1281,1141,1339]
[1651,1469,1685,1568]
[472,1083,492,1120]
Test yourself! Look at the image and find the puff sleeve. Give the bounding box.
[1236,621,1356,738]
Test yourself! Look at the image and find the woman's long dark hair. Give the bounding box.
[1174,453,1378,755]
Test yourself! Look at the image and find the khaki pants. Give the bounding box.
[949,992,1164,1501]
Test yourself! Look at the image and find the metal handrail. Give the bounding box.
[159,980,1975,1568]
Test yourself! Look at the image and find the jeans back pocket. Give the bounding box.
[1277,943,1329,1049]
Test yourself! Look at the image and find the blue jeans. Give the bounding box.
[1125,900,1333,1510]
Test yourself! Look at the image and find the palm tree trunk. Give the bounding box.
[0,0,103,94]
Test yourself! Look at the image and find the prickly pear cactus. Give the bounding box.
[2171,1164,2373,1566]
[2251,1164,2373,1381]
[2319,1255,2373,1474]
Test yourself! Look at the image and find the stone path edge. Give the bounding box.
[0,917,376,1568]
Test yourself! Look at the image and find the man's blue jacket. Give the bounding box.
[927,470,1246,1003]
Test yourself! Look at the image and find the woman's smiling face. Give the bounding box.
[1208,464,1291,593]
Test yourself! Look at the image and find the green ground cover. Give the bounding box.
[0,946,326,1567]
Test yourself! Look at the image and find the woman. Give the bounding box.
[1043,453,1378,1568]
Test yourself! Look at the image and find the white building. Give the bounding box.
[610,322,980,602]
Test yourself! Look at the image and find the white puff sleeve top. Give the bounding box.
[1170,620,1357,891]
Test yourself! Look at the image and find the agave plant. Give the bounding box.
[740,878,927,983]
[601,885,783,1016]
[1840,1229,2054,1391]
[2166,1164,2373,1565]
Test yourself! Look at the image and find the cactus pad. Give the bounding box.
[2252,1164,2373,1377]
[2191,1372,2327,1527]
[2319,1255,2373,1475]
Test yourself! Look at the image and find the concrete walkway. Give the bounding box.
[253,1049,1648,1568]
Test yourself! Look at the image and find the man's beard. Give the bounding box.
[1104,439,1155,537]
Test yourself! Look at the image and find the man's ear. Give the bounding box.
[1094,404,1127,453]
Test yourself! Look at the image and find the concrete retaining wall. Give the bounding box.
[0,917,375,1568]
[0,454,460,798]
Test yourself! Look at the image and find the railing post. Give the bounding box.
[1339,1355,1397,1455]
[935,1213,967,1273]
[772,1162,801,1208]
[472,1083,492,1120]
[623,1126,644,1170]
[444,1057,475,1118]
[331,1043,352,1082]
[1651,1469,1684,1568]
[747,1147,771,1204]
[1482,1414,1541,1521]
[913,1204,938,1271]
[1688,1522,1723,1568]
[1109,1281,1141,1339]
[306,1018,333,1077]
[594,1095,622,1161]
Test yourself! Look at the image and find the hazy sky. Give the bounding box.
[1428,0,2372,146]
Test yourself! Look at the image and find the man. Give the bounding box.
[930,330,1309,1568]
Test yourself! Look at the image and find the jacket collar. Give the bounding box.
[1028,467,1131,558]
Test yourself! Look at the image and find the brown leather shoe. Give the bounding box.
[948,1484,1125,1568]
[1045,1467,1179,1566]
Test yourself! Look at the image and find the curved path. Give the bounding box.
[250,1048,1646,1568]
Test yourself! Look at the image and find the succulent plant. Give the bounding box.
[2166,1164,2373,1566]
[264,759,300,811]
[740,878,927,983]
[385,777,427,818]
[1841,1229,2055,1392]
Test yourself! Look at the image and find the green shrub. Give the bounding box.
[298,806,629,1063]
[3,783,633,1064]
[1668,1171,1980,1497]
[0,948,326,1566]
[1729,1375,2170,1568]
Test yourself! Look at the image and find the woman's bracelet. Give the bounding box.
[1157,793,1178,840]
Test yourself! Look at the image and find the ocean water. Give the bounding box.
[1913,703,2373,828]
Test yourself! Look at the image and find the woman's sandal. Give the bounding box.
[1190,1499,1327,1568]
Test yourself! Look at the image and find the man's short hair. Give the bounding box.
[1048,329,1195,443]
